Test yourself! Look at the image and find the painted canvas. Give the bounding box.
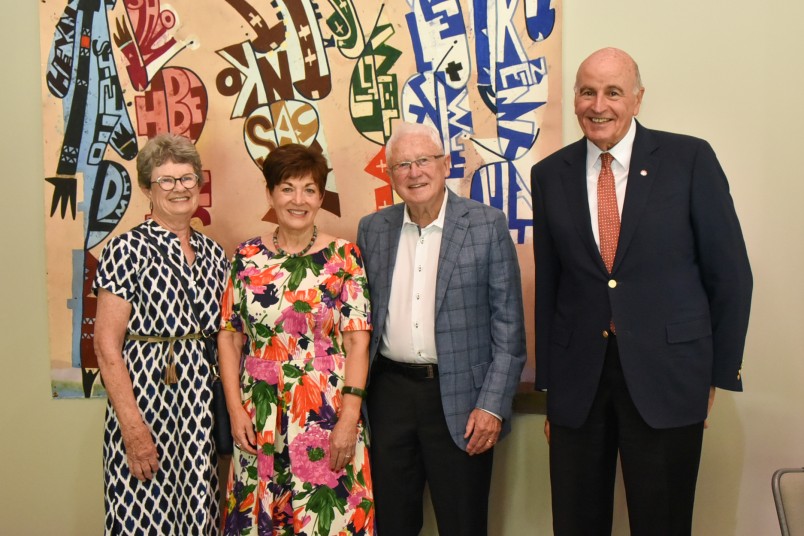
[39,0,562,398]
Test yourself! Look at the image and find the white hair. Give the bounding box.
[385,121,444,163]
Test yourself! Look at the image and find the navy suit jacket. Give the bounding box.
[357,190,527,449]
[531,122,752,429]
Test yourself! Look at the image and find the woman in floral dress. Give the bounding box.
[219,144,374,535]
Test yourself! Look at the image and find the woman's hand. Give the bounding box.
[219,330,258,454]
[329,409,359,471]
[121,421,159,481]
[332,329,370,471]
[230,405,258,455]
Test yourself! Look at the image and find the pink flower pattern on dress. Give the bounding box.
[220,237,374,535]
[289,427,344,487]
[245,358,280,385]
[347,488,369,510]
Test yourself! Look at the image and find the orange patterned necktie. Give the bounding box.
[597,152,620,272]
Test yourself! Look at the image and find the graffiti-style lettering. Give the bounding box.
[92,38,137,163]
[135,67,208,140]
[225,0,286,53]
[46,4,78,98]
[244,101,320,168]
[326,0,365,59]
[285,0,332,99]
[444,85,472,177]
[86,161,132,249]
[525,0,556,42]
[403,0,473,181]
[192,171,213,227]
[114,0,185,90]
[42,0,560,396]
[402,75,440,130]
[350,13,401,144]
[74,250,99,370]
[45,0,141,394]
[217,42,295,118]
[242,101,339,219]
[406,0,471,89]
[364,147,394,211]
[470,161,532,242]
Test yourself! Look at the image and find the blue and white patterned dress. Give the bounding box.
[93,219,229,535]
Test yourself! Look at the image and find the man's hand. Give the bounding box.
[544,418,550,444]
[464,409,502,455]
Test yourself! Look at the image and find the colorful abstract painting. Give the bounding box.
[39,0,562,398]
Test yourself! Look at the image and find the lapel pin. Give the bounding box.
[640,169,648,176]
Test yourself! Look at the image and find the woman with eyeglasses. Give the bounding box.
[218,143,374,535]
[93,133,229,534]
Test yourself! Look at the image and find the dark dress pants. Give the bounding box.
[550,336,705,536]
[368,357,494,536]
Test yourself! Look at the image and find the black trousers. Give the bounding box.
[368,357,494,536]
[550,336,704,536]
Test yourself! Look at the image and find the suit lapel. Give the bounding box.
[560,140,607,272]
[378,204,405,315]
[613,123,659,272]
[435,191,468,317]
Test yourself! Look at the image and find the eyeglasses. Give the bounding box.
[389,154,445,175]
[150,173,199,191]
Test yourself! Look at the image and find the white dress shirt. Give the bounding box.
[585,118,637,248]
[379,191,448,364]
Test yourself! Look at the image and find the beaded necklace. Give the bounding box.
[272,225,318,257]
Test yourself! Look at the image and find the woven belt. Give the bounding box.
[378,354,438,380]
[126,332,203,385]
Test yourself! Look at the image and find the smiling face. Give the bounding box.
[387,132,450,217]
[574,48,644,151]
[142,160,199,224]
[268,174,323,234]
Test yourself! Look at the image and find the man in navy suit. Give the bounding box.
[357,121,526,536]
[531,48,752,535]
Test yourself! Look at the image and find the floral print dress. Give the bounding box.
[221,236,374,536]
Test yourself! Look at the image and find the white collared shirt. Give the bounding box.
[379,191,449,364]
[586,118,637,248]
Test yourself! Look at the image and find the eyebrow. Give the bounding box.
[280,180,318,188]
[577,84,625,93]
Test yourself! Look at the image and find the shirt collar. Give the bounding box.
[403,188,449,231]
[586,117,638,170]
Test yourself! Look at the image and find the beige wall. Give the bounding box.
[3,1,802,534]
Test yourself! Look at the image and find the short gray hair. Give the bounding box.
[136,133,203,189]
[385,121,444,165]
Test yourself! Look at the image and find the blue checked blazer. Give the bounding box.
[357,190,527,450]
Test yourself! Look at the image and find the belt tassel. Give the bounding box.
[126,332,203,386]
[163,362,178,385]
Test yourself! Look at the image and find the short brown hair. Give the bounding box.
[136,133,203,189]
[262,144,329,194]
